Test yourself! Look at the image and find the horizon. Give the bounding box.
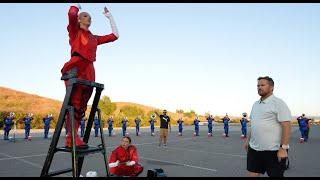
[0,3,319,117]
[1,85,319,118]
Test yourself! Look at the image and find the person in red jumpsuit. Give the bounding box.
[61,3,119,148]
[108,136,144,177]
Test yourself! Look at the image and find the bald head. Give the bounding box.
[78,12,91,28]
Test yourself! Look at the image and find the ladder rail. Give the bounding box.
[69,106,78,177]
[40,80,75,176]
[97,108,110,177]
[82,87,103,144]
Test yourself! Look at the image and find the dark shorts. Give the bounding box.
[247,146,287,177]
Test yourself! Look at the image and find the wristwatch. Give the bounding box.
[280,144,290,150]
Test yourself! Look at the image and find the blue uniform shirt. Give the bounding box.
[4,117,13,127]
[108,119,113,129]
[177,120,183,129]
[223,117,230,125]
[297,116,308,128]
[194,119,200,127]
[24,117,32,127]
[298,117,308,129]
[207,117,214,126]
[149,119,155,126]
[135,118,141,127]
[94,118,100,128]
[4,117,14,132]
[80,118,85,128]
[240,118,248,127]
[122,119,127,128]
[43,117,52,127]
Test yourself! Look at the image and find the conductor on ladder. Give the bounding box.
[60,3,119,148]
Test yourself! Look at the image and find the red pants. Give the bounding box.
[109,164,143,177]
[61,56,95,145]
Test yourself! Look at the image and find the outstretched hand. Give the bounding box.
[73,3,81,10]
[103,6,110,16]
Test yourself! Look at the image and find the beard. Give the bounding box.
[258,89,273,98]
[258,89,266,97]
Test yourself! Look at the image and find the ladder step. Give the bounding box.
[55,145,105,156]
[47,168,73,177]
[67,78,104,89]
[60,67,77,80]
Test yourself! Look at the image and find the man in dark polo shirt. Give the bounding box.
[155,109,171,147]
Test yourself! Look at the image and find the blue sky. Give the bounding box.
[1,3,319,117]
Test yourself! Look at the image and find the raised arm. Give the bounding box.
[67,4,81,41]
[104,7,119,38]
[154,111,160,117]
[96,6,119,45]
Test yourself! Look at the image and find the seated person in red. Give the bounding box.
[108,136,143,177]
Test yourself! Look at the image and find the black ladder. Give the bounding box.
[40,69,109,177]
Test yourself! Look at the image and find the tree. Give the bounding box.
[119,105,145,127]
[184,109,196,118]
[98,96,116,125]
[176,109,184,113]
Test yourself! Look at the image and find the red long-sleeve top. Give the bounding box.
[68,6,118,62]
[109,145,140,164]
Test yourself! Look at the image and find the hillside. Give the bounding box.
[0,86,182,117]
[0,86,62,115]
[0,86,202,128]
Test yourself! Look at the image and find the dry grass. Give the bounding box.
[0,86,62,115]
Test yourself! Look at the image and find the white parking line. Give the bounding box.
[0,152,44,168]
[0,152,69,161]
[133,137,202,147]
[0,152,70,177]
[0,136,219,162]
[146,145,246,158]
[139,156,218,172]
[0,153,48,161]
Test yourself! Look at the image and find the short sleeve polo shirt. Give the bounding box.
[249,94,292,151]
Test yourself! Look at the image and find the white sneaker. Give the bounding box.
[86,171,98,177]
